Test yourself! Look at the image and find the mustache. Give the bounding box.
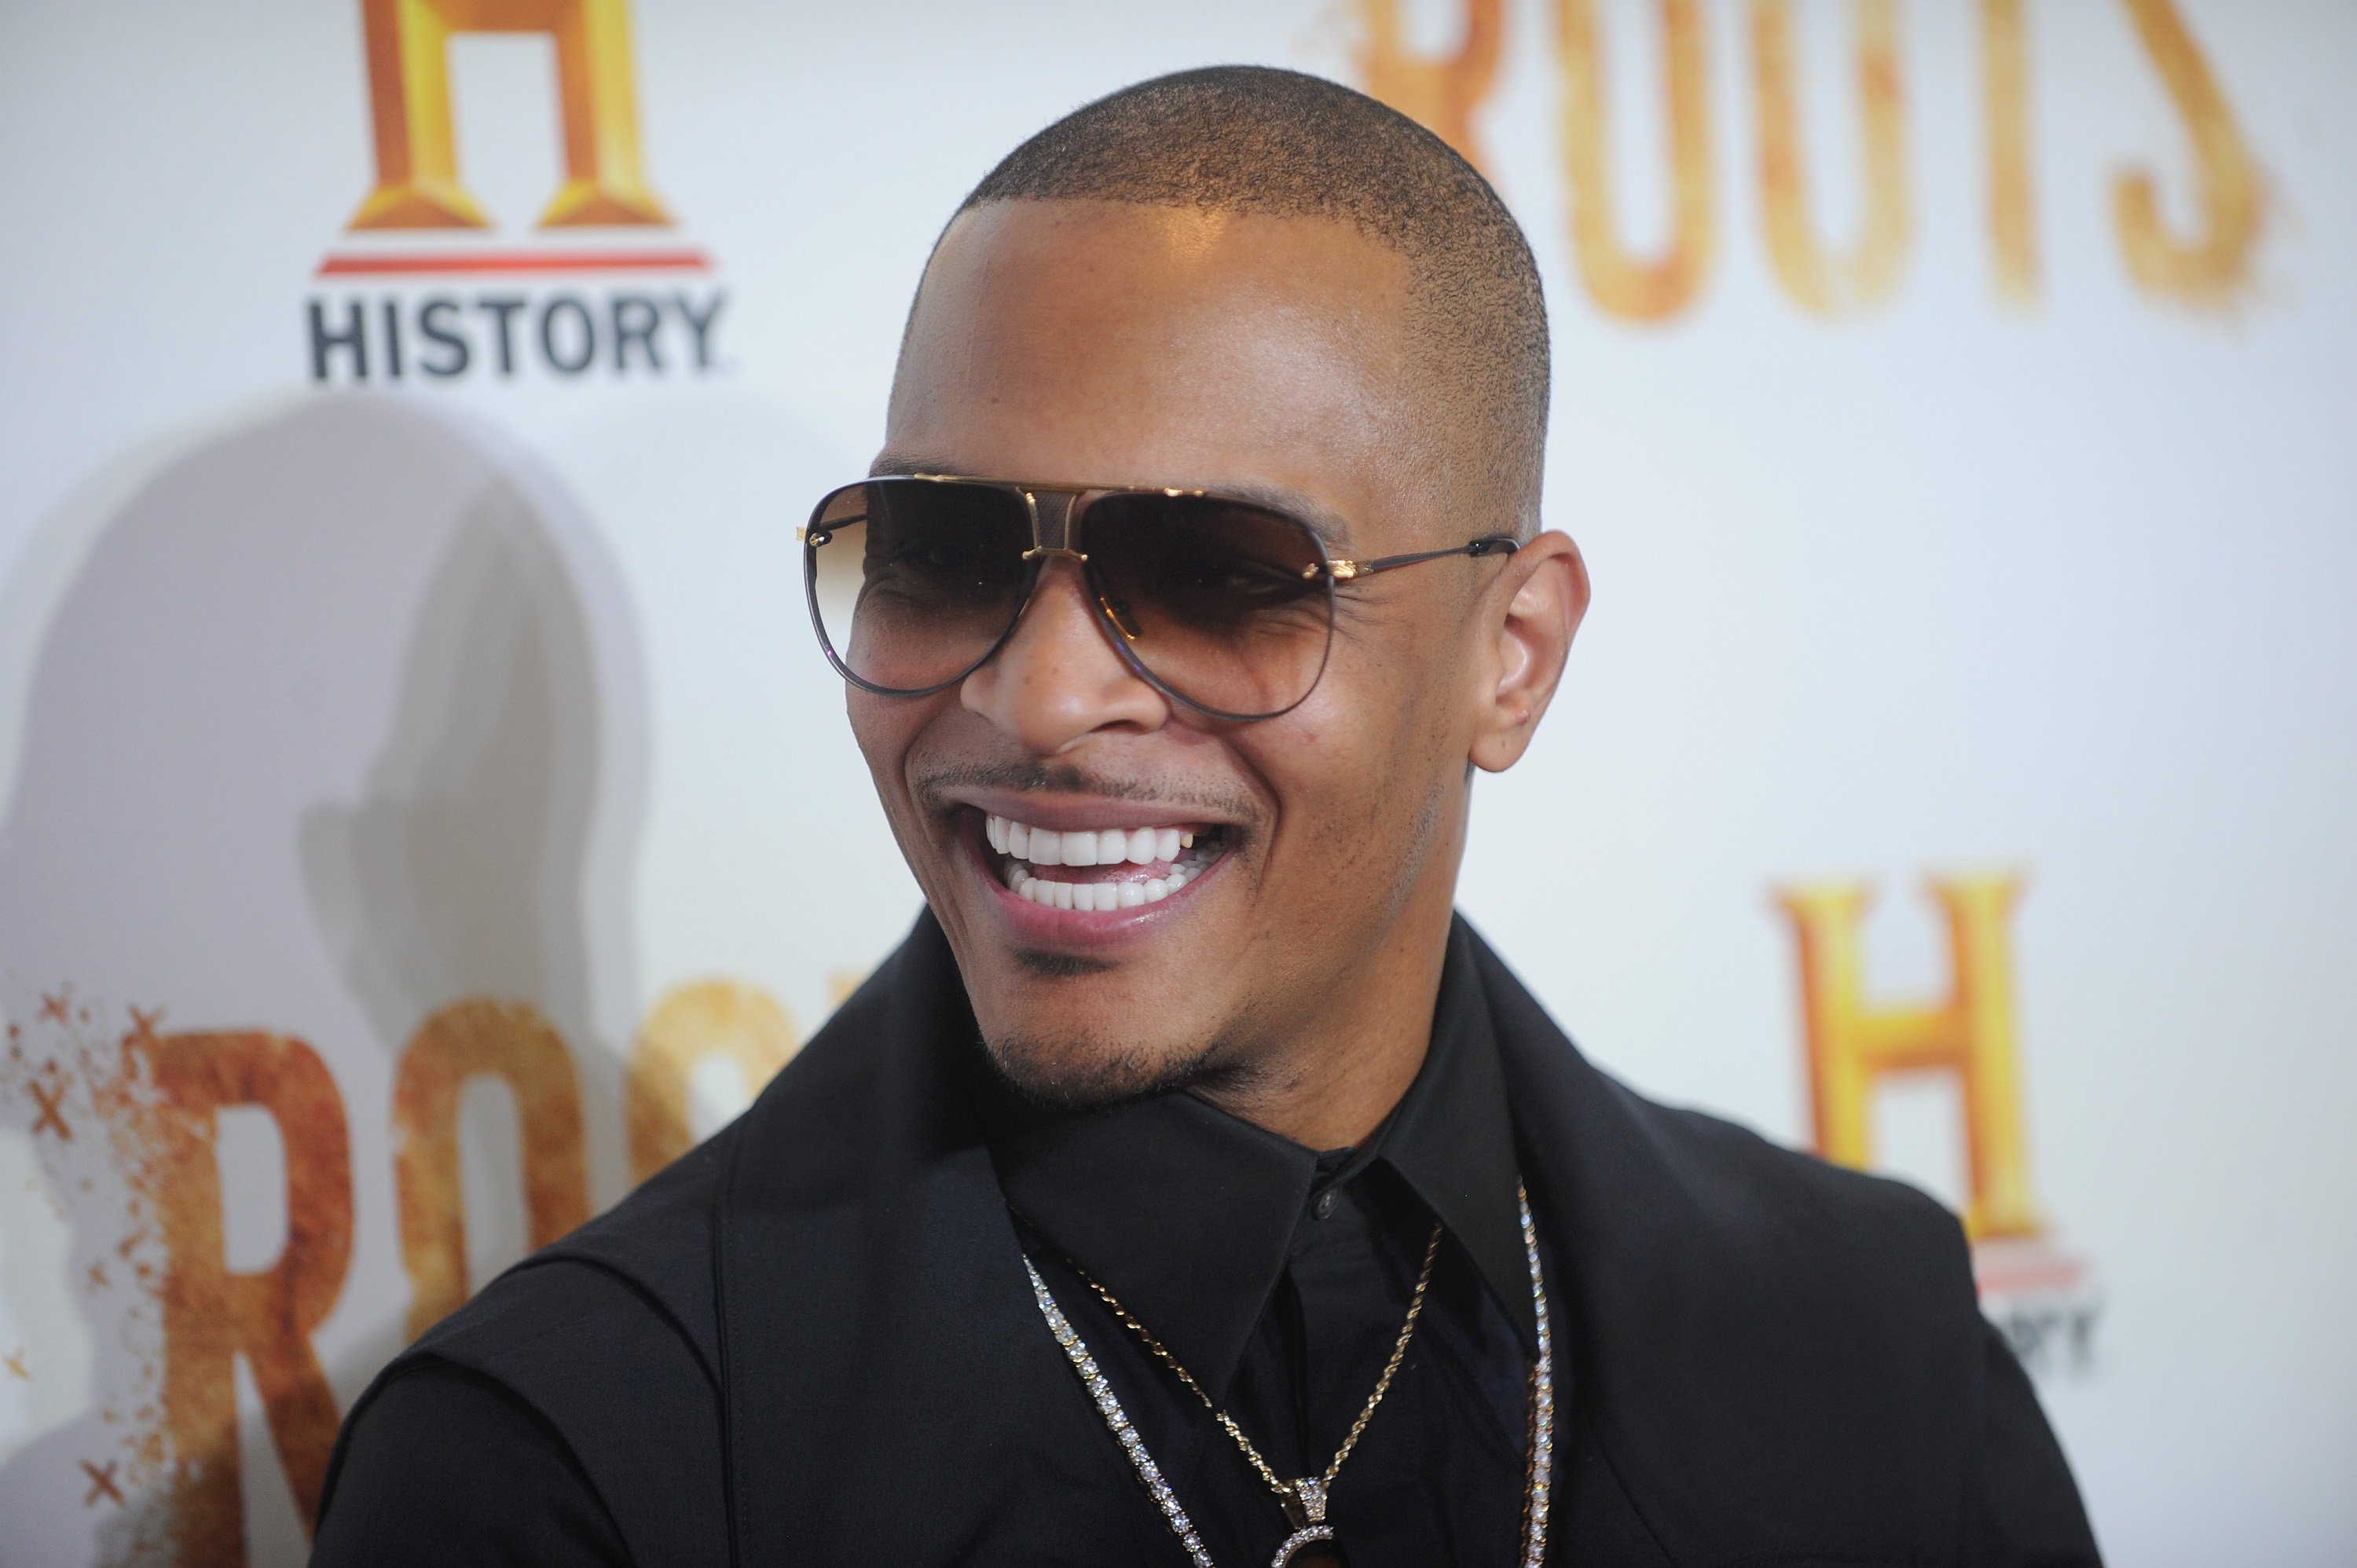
[911,757,1258,819]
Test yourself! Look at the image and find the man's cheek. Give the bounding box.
[850,701,927,805]
[846,714,895,793]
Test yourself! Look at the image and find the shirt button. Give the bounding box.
[1313,1189,1337,1219]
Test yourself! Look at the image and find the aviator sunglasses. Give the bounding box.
[802,474,1519,722]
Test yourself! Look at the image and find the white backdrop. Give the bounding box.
[2,2,2352,1563]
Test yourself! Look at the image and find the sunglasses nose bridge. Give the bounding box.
[1026,489,1080,555]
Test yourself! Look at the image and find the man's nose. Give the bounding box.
[961,560,1170,752]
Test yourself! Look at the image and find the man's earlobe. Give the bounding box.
[1469,531,1587,774]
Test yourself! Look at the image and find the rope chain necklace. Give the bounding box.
[1066,1219,1443,1562]
[1021,1185,1555,1568]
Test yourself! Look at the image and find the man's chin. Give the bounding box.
[980,1028,1229,1115]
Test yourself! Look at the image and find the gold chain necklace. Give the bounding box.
[1070,1218,1440,1553]
[1021,1185,1556,1568]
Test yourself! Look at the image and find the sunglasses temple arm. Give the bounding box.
[1327,535,1521,581]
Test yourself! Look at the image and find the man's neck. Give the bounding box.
[1190,896,1457,1150]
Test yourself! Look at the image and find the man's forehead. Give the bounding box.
[904,203,1408,383]
[885,200,1424,534]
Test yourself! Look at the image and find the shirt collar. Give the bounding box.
[1377,920,1538,1354]
[984,917,1534,1400]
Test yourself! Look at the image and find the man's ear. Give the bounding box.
[1469,530,1587,774]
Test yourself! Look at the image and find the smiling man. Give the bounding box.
[314,68,2099,1568]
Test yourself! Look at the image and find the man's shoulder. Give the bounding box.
[319,944,1001,1558]
[1626,1075,1969,1270]
[1472,924,1972,1302]
[1611,1082,1986,1396]
[320,1136,742,1561]
[356,1127,736,1434]
[365,947,938,1391]
[444,1128,736,1368]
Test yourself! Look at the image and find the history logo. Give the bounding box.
[1779,871,2101,1377]
[306,0,725,387]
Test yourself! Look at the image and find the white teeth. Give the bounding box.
[988,811,1218,909]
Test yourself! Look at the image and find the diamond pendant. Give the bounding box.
[1271,1478,1348,1567]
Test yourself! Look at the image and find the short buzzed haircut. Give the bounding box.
[940,65,1550,535]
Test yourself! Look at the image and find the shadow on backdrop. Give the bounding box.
[0,395,646,1567]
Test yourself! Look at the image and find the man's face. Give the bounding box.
[861,200,1527,1108]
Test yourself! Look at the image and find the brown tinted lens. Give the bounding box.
[807,479,1032,692]
[1082,493,1333,719]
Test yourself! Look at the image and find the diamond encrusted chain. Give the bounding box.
[1023,1185,1556,1567]
[1517,1185,1554,1568]
[1025,1254,1218,1567]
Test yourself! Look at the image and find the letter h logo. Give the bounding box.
[1776,873,2042,1241]
[348,0,670,230]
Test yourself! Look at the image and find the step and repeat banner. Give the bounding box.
[2,2,2351,1563]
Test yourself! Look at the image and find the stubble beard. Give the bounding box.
[979,1013,1264,1115]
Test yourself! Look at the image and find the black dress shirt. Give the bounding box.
[992,939,1541,1565]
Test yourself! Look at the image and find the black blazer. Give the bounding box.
[317,913,2098,1566]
